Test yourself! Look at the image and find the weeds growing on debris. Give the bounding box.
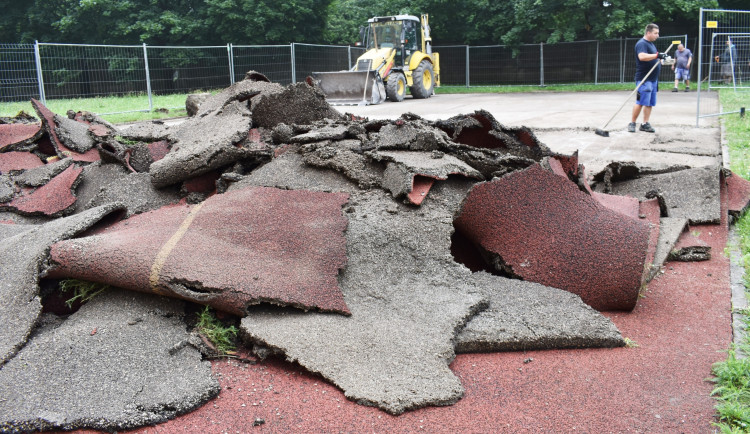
[712,88,750,432]
[196,306,238,356]
[60,279,109,308]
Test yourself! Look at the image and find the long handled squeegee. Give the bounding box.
[595,42,675,137]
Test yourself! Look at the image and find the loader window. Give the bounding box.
[403,20,419,53]
[367,21,403,50]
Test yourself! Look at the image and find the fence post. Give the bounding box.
[595,40,599,85]
[290,43,296,84]
[228,43,235,85]
[33,41,46,104]
[539,43,545,87]
[466,45,470,88]
[142,43,153,111]
[696,8,704,127]
[348,45,352,69]
[620,37,625,83]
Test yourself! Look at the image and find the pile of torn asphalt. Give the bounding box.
[2,71,750,432]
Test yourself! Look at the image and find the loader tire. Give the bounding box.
[386,73,406,102]
[410,60,434,99]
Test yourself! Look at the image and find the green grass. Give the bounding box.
[1,93,192,124]
[712,88,750,432]
[195,305,238,356]
[60,279,109,308]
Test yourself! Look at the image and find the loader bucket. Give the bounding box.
[312,71,386,105]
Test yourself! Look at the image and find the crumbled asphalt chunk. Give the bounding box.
[669,232,712,262]
[197,78,283,118]
[54,114,96,153]
[434,110,551,160]
[373,121,451,151]
[117,120,172,142]
[271,123,294,143]
[185,93,211,117]
[0,288,219,433]
[72,162,131,214]
[83,172,181,217]
[370,149,483,179]
[604,166,721,224]
[12,157,73,187]
[231,149,362,194]
[0,176,15,203]
[150,100,253,188]
[455,272,624,352]
[251,82,344,129]
[301,140,384,189]
[669,245,711,262]
[0,203,125,366]
[290,124,349,143]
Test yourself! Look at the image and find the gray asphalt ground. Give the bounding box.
[340,90,721,175]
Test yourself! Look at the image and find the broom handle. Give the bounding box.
[600,43,675,131]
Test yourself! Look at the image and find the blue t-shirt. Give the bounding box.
[634,38,660,82]
[675,48,692,69]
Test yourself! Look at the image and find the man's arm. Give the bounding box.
[638,52,659,61]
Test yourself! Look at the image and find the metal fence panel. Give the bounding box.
[232,45,292,85]
[543,40,598,84]
[596,39,624,83]
[698,9,750,124]
[464,44,540,86]
[292,43,353,84]
[147,45,231,95]
[37,43,147,100]
[0,43,38,102]
[431,46,467,86]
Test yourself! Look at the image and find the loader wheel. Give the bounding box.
[386,73,406,102]
[410,60,434,99]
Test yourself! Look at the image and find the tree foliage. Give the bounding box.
[0,0,730,46]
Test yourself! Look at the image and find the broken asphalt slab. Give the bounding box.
[238,154,623,414]
[454,271,623,352]
[0,288,218,433]
[603,165,722,224]
[46,186,351,316]
[0,203,125,365]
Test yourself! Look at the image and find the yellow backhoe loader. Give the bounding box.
[312,14,440,105]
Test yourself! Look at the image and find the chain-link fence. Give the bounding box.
[1,36,688,114]
[697,9,750,125]
[432,36,687,87]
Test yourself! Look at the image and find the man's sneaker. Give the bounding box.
[639,122,655,133]
[685,87,690,92]
[672,87,678,92]
[628,122,636,133]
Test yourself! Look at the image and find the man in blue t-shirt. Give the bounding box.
[671,44,692,92]
[629,23,665,133]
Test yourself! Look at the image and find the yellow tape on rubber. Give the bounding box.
[149,202,206,294]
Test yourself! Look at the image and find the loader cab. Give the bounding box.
[363,15,421,67]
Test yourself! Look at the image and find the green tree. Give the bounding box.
[204,0,333,44]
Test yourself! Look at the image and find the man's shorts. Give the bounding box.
[635,80,657,107]
[675,67,690,80]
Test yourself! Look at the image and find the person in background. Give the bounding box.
[671,43,692,92]
[715,39,738,84]
[629,23,664,133]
